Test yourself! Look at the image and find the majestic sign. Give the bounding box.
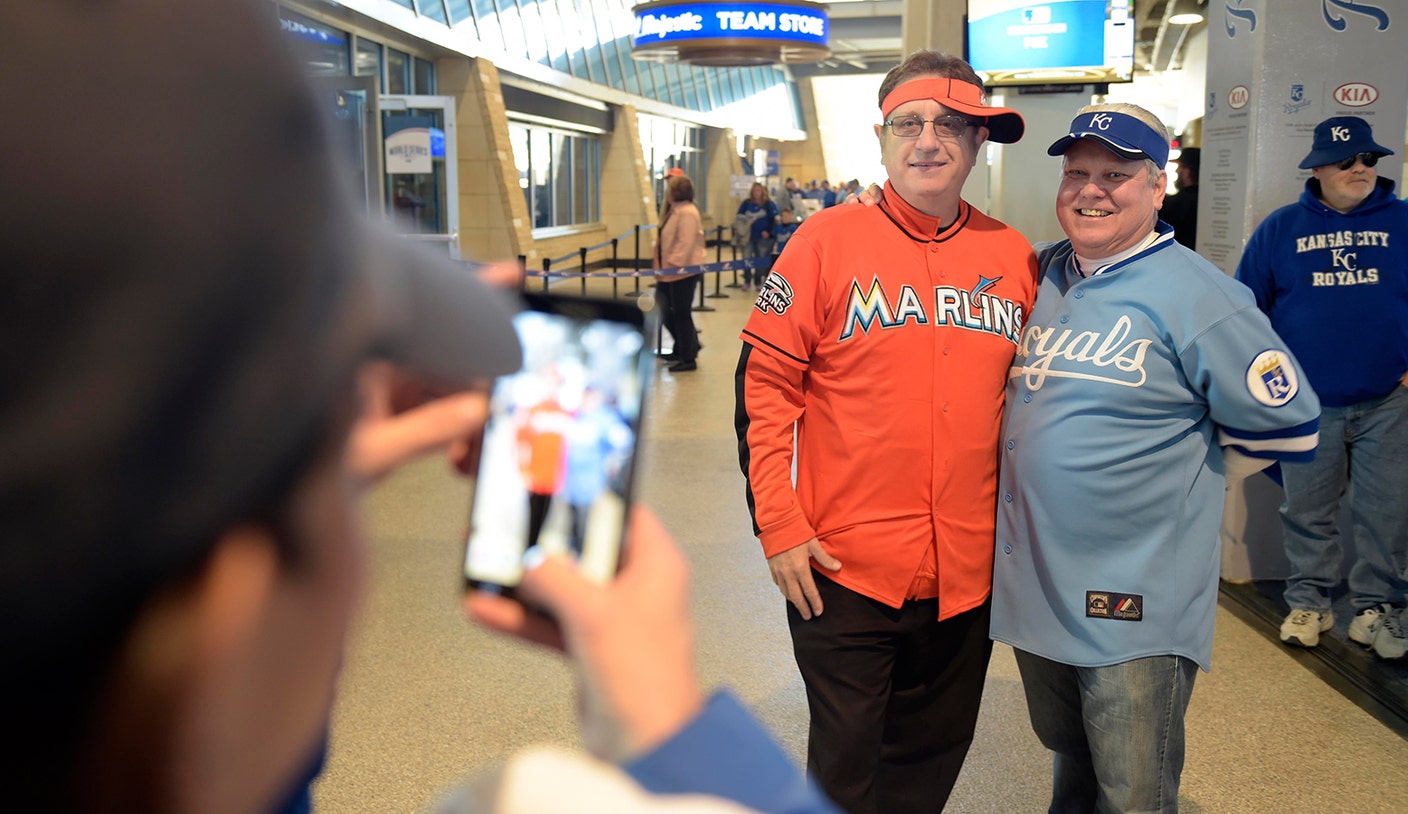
[631,0,829,66]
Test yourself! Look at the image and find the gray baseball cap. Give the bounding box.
[0,0,520,647]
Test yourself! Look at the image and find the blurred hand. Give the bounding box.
[475,259,526,290]
[766,538,842,621]
[345,259,523,483]
[856,183,883,208]
[466,508,705,763]
[348,362,490,484]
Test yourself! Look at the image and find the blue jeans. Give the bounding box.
[1014,650,1197,814]
[744,236,775,286]
[1281,384,1408,614]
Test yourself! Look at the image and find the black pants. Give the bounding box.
[657,276,700,361]
[788,572,993,814]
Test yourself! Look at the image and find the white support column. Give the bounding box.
[1206,0,1408,580]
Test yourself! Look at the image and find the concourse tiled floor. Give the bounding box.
[318,272,1408,813]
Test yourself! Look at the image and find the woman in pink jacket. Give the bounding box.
[654,173,706,373]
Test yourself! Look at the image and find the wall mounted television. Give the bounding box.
[966,1,1135,88]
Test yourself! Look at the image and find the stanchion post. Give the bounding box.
[578,246,588,297]
[625,225,644,298]
[542,257,551,292]
[706,225,728,299]
[726,227,742,288]
[518,254,527,292]
[610,237,619,298]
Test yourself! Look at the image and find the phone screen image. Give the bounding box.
[464,295,648,596]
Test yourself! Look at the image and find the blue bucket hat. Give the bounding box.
[1298,116,1395,169]
[1048,111,1170,168]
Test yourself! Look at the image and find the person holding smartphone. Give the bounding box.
[1,3,842,813]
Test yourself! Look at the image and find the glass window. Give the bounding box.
[498,0,530,61]
[355,38,383,89]
[511,120,601,231]
[471,0,504,51]
[278,8,349,76]
[576,3,608,84]
[639,114,706,211]
[552,134,573,226]
[510,123,532,222]
[414,57,436,94]
[697,67,720,110]
[444,0,475,27]
[530,128,552,228]
[518,0,551,64]
[417,0,449,24]
[387,48,411,94]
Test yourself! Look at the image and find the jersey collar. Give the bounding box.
[877,181,971,244]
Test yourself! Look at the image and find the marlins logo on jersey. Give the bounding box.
[837,275,1025,343]
[753,272,794,315]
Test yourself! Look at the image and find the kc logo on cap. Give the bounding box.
[1047,110,1170,168]
[1299,116,1395,169]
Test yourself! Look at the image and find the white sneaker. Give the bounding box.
[1280,609,1334,647]
[1371,606,1407,660]
[1349,604,1391,646]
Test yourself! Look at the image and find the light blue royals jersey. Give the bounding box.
[989,228,1321,671]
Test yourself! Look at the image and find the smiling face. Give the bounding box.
[1056,139,1166,258]
[875,88,988,219]
[1311,156,1377,213]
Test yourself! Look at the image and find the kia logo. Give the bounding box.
[1334,82,1379,107]
[1228,85,1250,109]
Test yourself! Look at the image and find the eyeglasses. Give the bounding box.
[1336,152,1380,170]
[882,115,976,140]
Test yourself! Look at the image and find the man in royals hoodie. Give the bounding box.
[1237,116,1408,661]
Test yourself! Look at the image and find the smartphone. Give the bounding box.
[463,293,651,599]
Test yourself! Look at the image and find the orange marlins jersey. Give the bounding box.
[736,183,1037,618]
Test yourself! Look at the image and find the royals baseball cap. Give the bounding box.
[1,0,520,644]
[1048,110,1171,168]
[1298,116,1395,169]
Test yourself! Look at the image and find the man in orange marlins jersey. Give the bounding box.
[734,51,1038,814]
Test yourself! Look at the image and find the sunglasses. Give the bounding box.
[1336,152,1380,170]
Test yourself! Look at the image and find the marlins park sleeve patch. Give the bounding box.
[1245,349,1300,406]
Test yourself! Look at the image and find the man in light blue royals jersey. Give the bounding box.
[990,104,1321,813]
[1237,116,1408,662]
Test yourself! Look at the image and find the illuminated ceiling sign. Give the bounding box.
[631,0,830,66]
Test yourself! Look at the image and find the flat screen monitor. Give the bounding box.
[966,1,1135,87]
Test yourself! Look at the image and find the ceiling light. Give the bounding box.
[1169,13,1204,25]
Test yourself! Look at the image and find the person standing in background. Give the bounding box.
[1161,146,1200,250]
[1237,116,1408,660]
[735,181,779,292]
[654,172,706,373]
[736,50,1035,814]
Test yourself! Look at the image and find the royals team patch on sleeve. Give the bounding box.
[1087,590,1143,622]
[1244,349,1300,406]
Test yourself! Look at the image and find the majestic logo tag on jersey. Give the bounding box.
[754,272,794,315]
[837,276,1025,343]
[1086,590,1143,622]
[1245,350,1300,406]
